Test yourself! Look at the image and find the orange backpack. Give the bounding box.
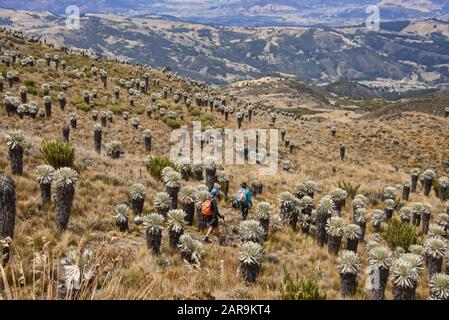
[202,200,213,216]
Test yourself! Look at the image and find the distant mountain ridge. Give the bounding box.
[1,8,449,87]
[1,0,449,26]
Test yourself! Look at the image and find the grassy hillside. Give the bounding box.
[1,30,449,300]
[363,91,449,119]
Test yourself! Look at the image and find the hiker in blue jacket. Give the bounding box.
[236,182,253,220]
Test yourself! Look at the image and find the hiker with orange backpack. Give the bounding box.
[236,182,253,220]
[202,188,224,243]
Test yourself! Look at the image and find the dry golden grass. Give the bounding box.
[0,31,448,300]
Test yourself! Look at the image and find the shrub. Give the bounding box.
[27,86,38,96]
[201,115,214,127]
[335,181,360,199]
[0,65,6,78]
[41,140,75,169]
[280,268,326,300]
[23,79,38,95]
[72,98,91,112]
[189,107,201,117]
[163,118,181,129]
[364,189,383,206]
[144,155,178,179]
[432,179,449,198]
[23,79,36,87]
[110,104,131,115]
[383,219,419,250]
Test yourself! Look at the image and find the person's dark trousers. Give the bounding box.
[198,212,205,231]
[241,203,249,220]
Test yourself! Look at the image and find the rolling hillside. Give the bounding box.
[1,9,449,87]
[1,28,449,301]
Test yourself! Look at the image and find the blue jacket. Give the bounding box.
[236,187,253,206]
